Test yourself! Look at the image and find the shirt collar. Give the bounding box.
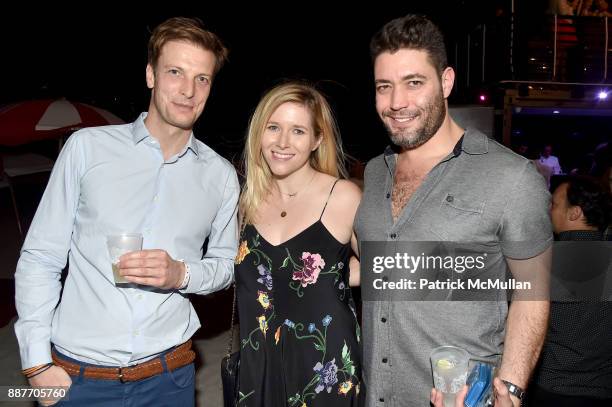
[131,112,200,158]
[182,135,200,157]
[458,127,488,155]
[383,127,488,167]
[132,113,150,145]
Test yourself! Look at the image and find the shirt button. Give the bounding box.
[390,233,397,239]
[133,330,139,336]
[446,194,454,203]
[137,294,143,300]
[386,193,390,199]
[382,357,388,363]
[379,397,385,402]
[381,317,387,323]
[153,195,158,202]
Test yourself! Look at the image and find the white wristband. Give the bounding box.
[177,260,191,290]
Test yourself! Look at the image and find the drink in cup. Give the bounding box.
[430,345,470,407]
[106,233,143,284]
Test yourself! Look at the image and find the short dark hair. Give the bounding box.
[370,14,448,75]
[563,176,611,231]
[148,17,228,75]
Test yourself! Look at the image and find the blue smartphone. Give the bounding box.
[464,362,493,407]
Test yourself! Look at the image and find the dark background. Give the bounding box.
[0,1,516,163]
[0,1,514,332]
[1,1,610,336]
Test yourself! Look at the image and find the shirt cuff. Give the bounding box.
[178,259,234,295]
[20,340,52,370]
[179,260,199,294]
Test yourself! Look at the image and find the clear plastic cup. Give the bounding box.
[430,345,470,407]
[106,233,143,284]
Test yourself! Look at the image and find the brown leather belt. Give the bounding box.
[52,340,196,382]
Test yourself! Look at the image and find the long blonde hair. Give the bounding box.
[239,82,348,225]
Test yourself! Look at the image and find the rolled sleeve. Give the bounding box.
[180,167,239,295]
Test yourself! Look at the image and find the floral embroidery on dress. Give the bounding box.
[239,234,276,353]
[338,380,353,395]
[292,252,325,287]
[238,390,255,404]
[257,264,273,290]
[285,315,360,406]
[257,315,268,337]
[281,249,345,298]
[314,359,338,393]
[235,240,250,264]
[242,310,275,351]
[257,290,271,310]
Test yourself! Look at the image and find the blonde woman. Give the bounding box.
[234,82,363,406]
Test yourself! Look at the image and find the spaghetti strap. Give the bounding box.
[319,178,341,221]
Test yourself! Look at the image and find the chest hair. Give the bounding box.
[391,169,428,221]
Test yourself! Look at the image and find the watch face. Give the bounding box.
[502,380,525,399]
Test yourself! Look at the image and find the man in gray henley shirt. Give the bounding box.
[355,15,552,406]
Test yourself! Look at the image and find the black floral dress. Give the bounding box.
[234,188,363,406]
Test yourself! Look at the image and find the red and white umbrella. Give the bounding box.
[0,98,125,146]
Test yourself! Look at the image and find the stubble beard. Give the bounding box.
[384,90,447,150]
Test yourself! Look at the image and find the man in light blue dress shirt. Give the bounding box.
[14,17,239,406]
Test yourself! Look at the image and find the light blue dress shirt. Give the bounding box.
[14,113,239,368]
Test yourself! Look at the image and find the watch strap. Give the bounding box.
[501,380,525,400]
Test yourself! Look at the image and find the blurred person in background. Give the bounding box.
[530,176,612,406]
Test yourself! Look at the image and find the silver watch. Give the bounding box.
[501,380,525,400]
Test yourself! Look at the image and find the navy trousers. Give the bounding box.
[53,349,195,407]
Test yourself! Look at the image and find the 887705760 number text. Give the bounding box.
[1,386,68,402]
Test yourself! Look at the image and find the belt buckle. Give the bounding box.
[118,367,126,383]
